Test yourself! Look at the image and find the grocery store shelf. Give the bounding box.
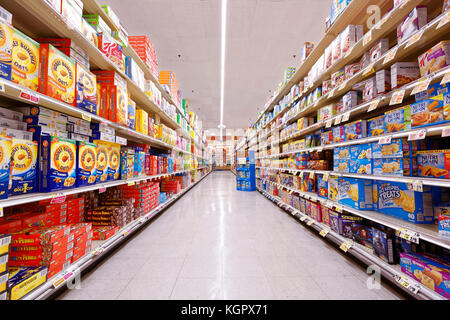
[257,177,450,250]
[0,167,209,209]
[22,170,211,300]
[256,186,445,300]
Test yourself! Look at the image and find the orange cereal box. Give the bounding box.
[12,28,39,91]
[38,44,76,105]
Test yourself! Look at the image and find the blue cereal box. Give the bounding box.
[344,120,367,141]
[0,136,12,199]
[338,177,373,210]
[368,115,385,137]
[317,174,328,199]
[0,21,13,81]
[417,150,450,179]
[334,159,350,173]
[350,158,373,174]
[328,175,339,201]
[40,135,77,192]
[10,138,38,196]
[76,141,97,187]
[372,139,403,158]
[411,95,445,128]
[75,63,97,114]
[334,146,350,160]
[374,180,433,224]
[384,105,411,133]
[351,144,372,159]
[332,126,344,143]
[415,82,449,101]
[328,211,341,234]
[444,92,450,121]
[127,97,136,130]
[373,157,403,176]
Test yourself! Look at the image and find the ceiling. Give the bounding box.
[103,0,330,130]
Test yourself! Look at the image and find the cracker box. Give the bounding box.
[351,144,372,159]
[418,150,450,179]
[40,135,77,192]
[418,41,450,77]
[338,177,373,210]
[7,266,47,300]
[76,141,97,187]
[368,115,385,137]
[350,158,373,175]
[10,138,38,196]
[416,83,449,102]
[344,120,366,141]
[93,140,109,183]
[374,180,433,224]
[373,158,403,176]
[372,139,403,158]
[75,62,97,114]
[391,62,420,89]
[0,136,11,199]
[411,95,445,128]
[11,28,39,91]
[38,44,76,105]
[0,21,13,81]
[332,126,344,143]
[384,105,411,133]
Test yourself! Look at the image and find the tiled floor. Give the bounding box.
[59,171,405,300]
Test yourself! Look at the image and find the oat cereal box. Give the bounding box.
[384,105,411,133]
[344,120,366,141]
[418,150,450,179]
[40,135,77,192]
[75,62,97,114]
[11,28,39,91]
[374,180,433,224]
[94,140,109,183]
[10,138,38,196]
[0,136,11,199]
[107,142,120,181]
[76,141,97,187]
[411,95,445,128]
[338,177,373,210]
[418,41,450,77]
[0,21,13,81]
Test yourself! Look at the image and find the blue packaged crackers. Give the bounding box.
[415,82,449,101]
[76,141,97,187]
[368,115,385,137]
[10,138,38,196]
[0,136,11,199]
[411,95,445,128]
[338,177,373,210]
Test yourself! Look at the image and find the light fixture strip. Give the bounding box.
[220,0,227,128]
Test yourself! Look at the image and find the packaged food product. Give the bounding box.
[320,131,333,146]
[99,32,124,71]
[328,176,338,201]
[418,41,450,76]
[349,158,373,174]
[384,105,411,133]
[108,81,128,126]
[81,18,99,48]
[373,158,403,176]
[342,91,359,112]
[318,104,336,121]
[351,144,372,159]
[372,228,397,264]
[75,63,97,114]
[418,150,450,179]
[76,141,97,187]
[7,266,47,300]
[397,7,428,43]
[340,25,363,56]
[391,62,420,89]
[416,83,449,102]
[445,92,450,120]
[334,159,350,173]
[300,42,314,63]
[127,98,136,130]
[325,45,332,69]
[11,28,39,91]
[332,35,341,65]
[10,138,38,196]
[376,69,391,94]
[107,142,120,181]
[0,136,11,199]
[332,126,344,143]
[61,0,83,32]
[344,120,367,141]
[368,115,385,136]
[410,95,445,127]
[370,39,389,62]
[0,21,13,81]
[344,63,361,80]
[363,77,377,102]
[136,109,148,135]
[331,68,345,87]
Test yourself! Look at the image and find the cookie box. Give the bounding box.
[76,141,97,187]
[368,115,385,137]
[417,150,450,179]
[344,120,366,141]
[372,139,403,158]
[411,95,445,128]
[373,180,433,224]
[0,21,13,81]
[11,28,40,91]
[0,136,11,199]
[338,177,373,210]
[384,105,411,133]
[349,158,373,175]
[350,143,372,159]
[10,138,38,196]
[418,41,450,77]
[373,158,403,176]
[400,252,450,299]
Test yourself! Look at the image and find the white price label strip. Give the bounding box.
[408,129,426,141]
[334,115,342,125]
[325,120,333,128]
[367,98,380,113]
[0,82,4,92]
[319,229,330,237]
[379,135,392,145]
[411,77,432,95]
[383,47,398,65]
[306,219,315,226]
[405,29,424,48]
[342,111,351,123]
[390,89,405,105]
[300,216,307,222]
[340,240,353,253]
[81,113,92,122]
[437,11,450,29]
[394,274,420,294]
[442,126,450,138]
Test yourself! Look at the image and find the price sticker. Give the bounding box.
[367,98,380,113]
[320,229,330,237]
[334,115,342,125]
[413,181,423,192]
[0,82,4,92]
[98,186,107,193]
[363,63,375,77]
[363,31,372,47]
[383,47,398,65]
[288,189,293,194]
[441,72,450,85]
[52,276,66,289]
[405,29,424,48]
[437,11,450,29]
[342,111,351,123]
[139,216,147,223]
[379,135,392,145]
[300,216,307,222]
[291,210,297,216]
[0,208,2,218]
[309,171,314,179]
[81,113,92,122]
[408,129,426,141]
[390,89,405,105]
[127,181,135,186]
[51,192,66,204]
[325,119,333,128]
[328,88,336,98]
[340,240,353,253]
[442,126,450,137]
[307,219,315,226]
[335,205,343,213]
[326,200,334,209]
[411,77,432,95]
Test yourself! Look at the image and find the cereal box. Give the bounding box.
[384,105,411,133]
[370,39,389,62]
[345,63,361,80]
[373,158,403,176]
[391,62,420,89]
[334,146,351,160]
[107,142,120,181]
[320,131,333,146]
[76,141,97,187]
[328,175,339,201]
[351,144,372,159]
[344,120,366,141]
[75,62,97,114]
[350,159,373,174]
[367,115,385,137]
[445,92,450,120]
[363,77,377,102]
[108,80,128,126]
[40,135,77,192]
[411,95,445,128]
[10,138,38,196]
[342,91,358,113]
[93,140,109,183]
[341,25,363,56]
[332,126,344,143]
[397,7,428,44]
[334,159,350,173]
[317,174,328,199]
[374,180,433,224]
[372,139,403,158]
[318,104,336,121]
[127,97,136,130]
[415,83,449,101]
[12,28,39,91]
[38,44,76,105]
[0,21,13,81]
[0,136,11,199]
[417,150,450,179]
[338,177,373,210]
[331,68,345,87]
[136,109,148,135]
[418,41,450,77]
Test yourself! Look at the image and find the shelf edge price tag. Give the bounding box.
[405,29,424,48]
[437,11,450,29]
[363,31,372,47]
[335,205,343,213]
[413,181,423,192]
[379,135,392,145]
[342,111,351,123]
[306,219,315,226]
[441,72,450,85]
[411,77,432,95]
[323,173,329,182]
[390,89,405,105]
[383,47,398,65]
[320,229,329,237]
[367,99,380,113]
[339,240,352,253]
[127,181,135,186]
[408,129,426,141]
[442,126,450,138]
[0,82,4,92]
[334,115,342,125]
[51,192,66,204]
[98,186,107,193]
[81,113,92,122]
[300,216,307,222]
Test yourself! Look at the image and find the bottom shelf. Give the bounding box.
[255,187,445,301]
[21,169,212,300]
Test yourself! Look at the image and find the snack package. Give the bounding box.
[317,174,328,199]
[418,150,450,179]
[445,92,450,120]
[350,158,373,174]
[75,63,97,114]
[368,115,385,136]
[351,144,372,159]
[384,105,411,133]
[372,228,397,264]
[12,28,39,91]
[344,120,367,141]
[418,41,450,76]
[373,158,403,176]
[372,139,403,158]
[0,136,12,199]
[345,63,361,80]
[328,176,339,201]
[10,138,38,196]
[331,69,345,87]
[370,39,389,62]
[363,77,377,102]
[411,95,445,128]
[342,91,359,113]
[300,42,314,63]
[334,146,351,160]
[416,82,449,101]
[397,7,428,43]
[376,69,391,94]
[318,104,337,121]
[391,62,420,89]
[332,126,344,143]
[334,159,350,173]
[332,35,341,65]
[340,25,363,56]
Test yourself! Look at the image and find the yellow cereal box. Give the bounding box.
[94,141,109,183]
[10,138,38,195]
[12,28,39,91]
[93,140,120,181]
[136,109,148,135]
[0,21,13,81]
[39,44,76,105]
[108,142,120,181]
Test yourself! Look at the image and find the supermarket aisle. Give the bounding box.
[59,172,405,300]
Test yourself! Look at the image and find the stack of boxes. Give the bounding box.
[128,36,158,78]
[0,234,11,300]
[70,223,92,264]
[159,71,178,103]
[160,179,181,195]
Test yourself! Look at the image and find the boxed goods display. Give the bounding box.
[397,7,428,43]
[418,41,450,77]
[75,63,97,114]
[384,105,411,133]
[318,104,336,121]
[10,138,38,196]
[391,62,420,89]
[416,83,449,101]
[328,175,338,201]
[368,115,385,136]
[342,91,358,113]
[11,28,40,91]
[372,139,403,158]
[332,125,344,143]
[0,20,13,81]
[300,42,314,63]
[418,150,450,179]
[344,63,361,80]
[338,177,373,210]
[373,158,403,176]
[411,95,445,128]
[349,158,372,174]
[344,120,366,141]
[331,69,345,87]
[370,39,389,62]
[376,69,391,94]
[340,25,363,56]
[61,0,83,31]
[76,141,97,187]
[363,77,377,102]
[372,227,397,264]
[6,266,47,300]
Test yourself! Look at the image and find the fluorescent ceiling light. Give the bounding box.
[220,0,227,128]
